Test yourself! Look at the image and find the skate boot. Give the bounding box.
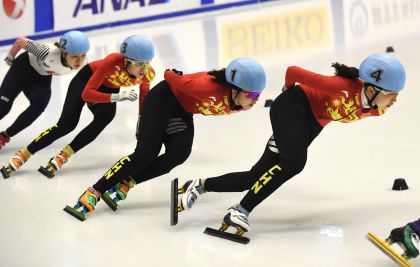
[64,187,101,221]
[367,225,418,267]
[170,178,206,226]
[102,177,136,211]
[178,179,206,212]
[0,131,10,150]
[38,151,69,178]
[1,151,28,179]
[388,225,420,259]
[204,204,251,244]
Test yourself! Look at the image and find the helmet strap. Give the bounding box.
[229,88,243,110]
[364,83,379,109]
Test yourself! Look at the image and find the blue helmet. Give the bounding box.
[59,30,90,54]
[225,57,266,92]
[120,35,155,61]
[359,53,406,92]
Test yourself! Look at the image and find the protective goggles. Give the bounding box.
[127,59,149,68]
[373,85,397,95]
[243,91,261,99]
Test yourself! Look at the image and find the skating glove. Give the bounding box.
[4,54,14,66]
[166,68,183,75]
[110,88,138,102]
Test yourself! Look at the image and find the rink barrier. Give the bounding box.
[0,0,280,46]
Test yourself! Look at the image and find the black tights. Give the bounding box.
[26,65,117,154]
[0,53,52,137]
[205,86,323,212]
[93,81,194,194]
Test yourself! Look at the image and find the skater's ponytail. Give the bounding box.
[208,69,241,90]
[331,63,359,80]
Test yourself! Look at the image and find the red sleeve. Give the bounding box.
[164,70,207,99]
[81,54,121,103]
[285,66,349,91]
[164,70,184,84]
[138,66,156,114]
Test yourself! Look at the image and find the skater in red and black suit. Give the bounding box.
[64,57,267,221]
[178,53,407,238]
[0,31,90,149]
[1,35,155,179]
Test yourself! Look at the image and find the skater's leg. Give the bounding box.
[132,115,194,183]
[0,53,32,121]
[68,102,117,152]
[1,65,88,177]
[239,87,322,212]
[40,102,116,177]
[26,66,89,154]
[204,142,281,193]
[92,81,182,194]
[204,87,322,236]
[0,53,36,150]
[5,75,52,137]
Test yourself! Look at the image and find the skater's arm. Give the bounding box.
[285,66,351,91]
[5,37,49,65]
[7,37,30,58]
[81,56,118,103]
[165,71,217,99]
[24,41,50,61]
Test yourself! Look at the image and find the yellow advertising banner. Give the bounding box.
[220,4,332,63]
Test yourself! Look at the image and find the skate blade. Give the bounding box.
[63,205,86,221]
[102,192,118,211]
[170,178,178,226]
[38,166,55,178]
[204,227,250,244]
[1,166,10,179]
[366,232,413,267]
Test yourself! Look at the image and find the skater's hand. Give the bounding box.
[111,88,138,102]
[281,85,287,92]
[166,68,183,76]
[4,54,14,66]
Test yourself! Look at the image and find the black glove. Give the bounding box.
[166,68,183,76]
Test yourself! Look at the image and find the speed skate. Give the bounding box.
[367,232,414,267]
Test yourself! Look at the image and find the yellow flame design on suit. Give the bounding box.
[326,96,359,122]
[196,96,230,115]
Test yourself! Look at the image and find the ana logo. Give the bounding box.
[3,0,26,19]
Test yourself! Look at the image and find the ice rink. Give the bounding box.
[1,0,420,266]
